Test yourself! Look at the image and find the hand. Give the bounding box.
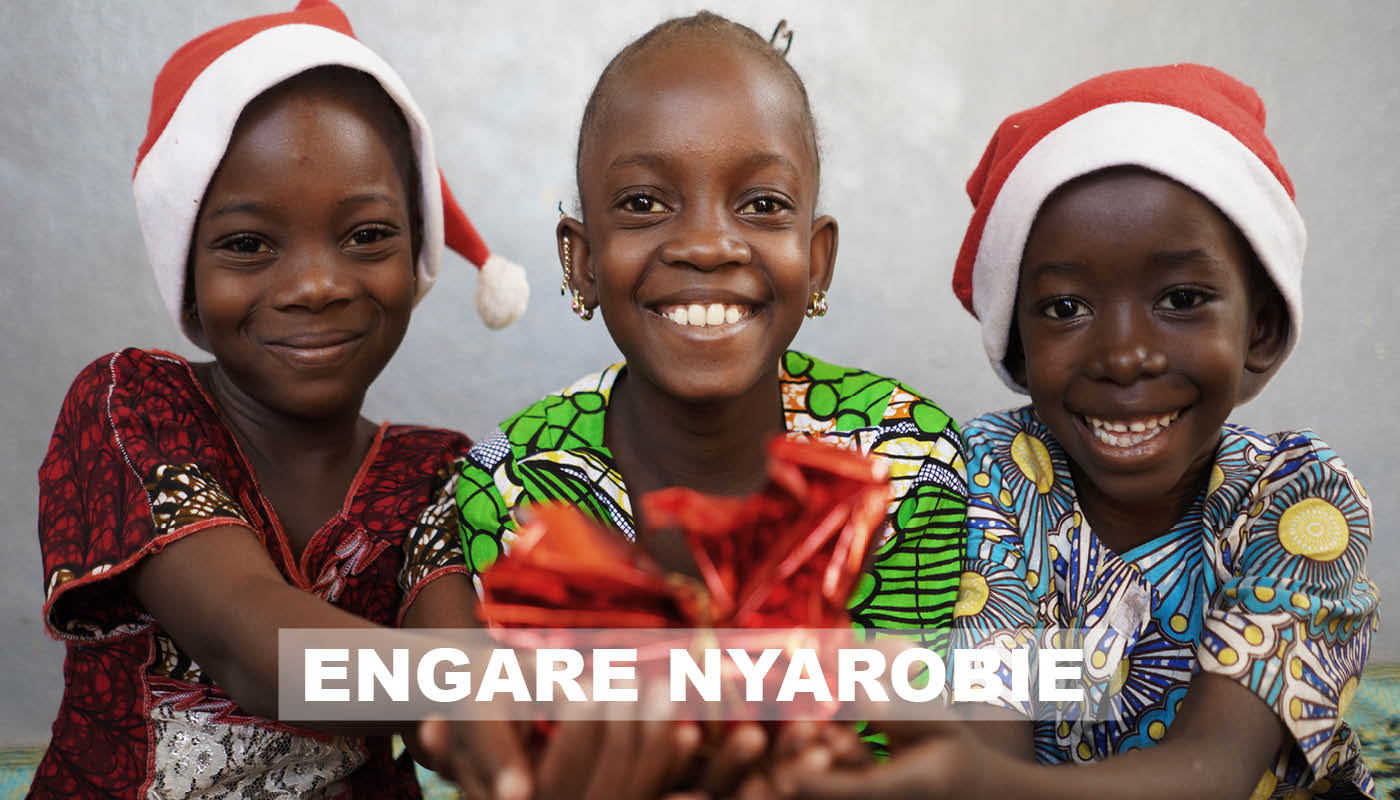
[725,721,871,800]
[783,720,988,800]
[536,716,703,800]
[416,717,532,800]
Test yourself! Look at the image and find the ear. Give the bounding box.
[808,214,838,292]
[556,216,597,309]
[1244,291,1289,375]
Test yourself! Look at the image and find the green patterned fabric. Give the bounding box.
[440,351,968,645]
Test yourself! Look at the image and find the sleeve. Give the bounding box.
[396,455,473,622]
[948,416,1043,717]
[1197,431,1377,780]
[845,383,968,652]
[454,431,519,584]
[38,350,254,641]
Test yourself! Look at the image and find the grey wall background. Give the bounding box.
[1,1,1395,744]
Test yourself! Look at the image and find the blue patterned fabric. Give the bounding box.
[955,406,1379,798]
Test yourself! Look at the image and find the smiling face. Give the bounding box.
[188,70,418,421]
[567,35,835,405]
[1011,168,1286,539]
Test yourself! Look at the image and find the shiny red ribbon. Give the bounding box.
[477,436,891,631]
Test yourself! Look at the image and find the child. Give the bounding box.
[402,11,968,796]
[32,2,527,797]
[788,65,1378,800]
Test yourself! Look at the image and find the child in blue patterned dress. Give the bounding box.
[782,65,1378,800]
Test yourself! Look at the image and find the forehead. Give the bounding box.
[223,75,414,185]
[583,38,813,178]
[1025,169,1255,273]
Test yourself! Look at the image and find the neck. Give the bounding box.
[605,366,784,500]
[197,362,372,474]
[1070,463,1211,556]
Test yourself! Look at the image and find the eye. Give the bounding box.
[1039,297,1090,320]
[216,234,272,256]
[738,195,791,215]
[1157,287,1211,311]
[345,224,399,248]
[617,193,670,215]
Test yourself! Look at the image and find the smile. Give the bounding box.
[1082,411,1180,448]
[265,331,365,368]
[655,302,754,328]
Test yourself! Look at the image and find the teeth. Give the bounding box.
[658,303,751,328]
[1083,411,1180,448]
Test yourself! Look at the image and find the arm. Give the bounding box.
[125,523,386,722]
[791,672,1282,800]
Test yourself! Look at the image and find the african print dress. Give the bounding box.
[954,406,1377,798]
[34,349,470,799]
[402,351,968,645]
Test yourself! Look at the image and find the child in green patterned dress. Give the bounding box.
[400,11,968,798]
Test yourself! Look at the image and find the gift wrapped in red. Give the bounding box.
[476,436,891,631]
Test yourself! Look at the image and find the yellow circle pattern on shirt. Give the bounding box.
[955,571,989,617]
[1011,432,1054,494]
[1277,498,1349,561]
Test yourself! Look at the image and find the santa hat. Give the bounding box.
[952,64,1305,397]
[133,0,528,347]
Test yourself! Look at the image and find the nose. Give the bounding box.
[1085,306,1168,384]
[273,244,354,312]
[658,203,751,270]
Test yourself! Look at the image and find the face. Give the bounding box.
[1012,169,1285,520]
[189,78,416,421]
[566,37,835,404]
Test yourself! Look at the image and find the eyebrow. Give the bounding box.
[1146,248,1223,269]
[202,192,401,221]
[607,151,799,174]
[1023,260,1085,282]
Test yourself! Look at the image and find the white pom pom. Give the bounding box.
[475,253,530,329]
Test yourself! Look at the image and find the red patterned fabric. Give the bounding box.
[32,348,469,799]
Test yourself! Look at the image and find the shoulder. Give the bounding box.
[780,350,957,438]
[380,425,473,472]
[490,364,619,459]
[1209,423,1370,535]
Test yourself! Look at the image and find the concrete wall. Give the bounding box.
[2,0,1395,744]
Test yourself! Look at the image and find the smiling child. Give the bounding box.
[932,65,1373,799]
[32,2,525,796]
[399,12,968,797]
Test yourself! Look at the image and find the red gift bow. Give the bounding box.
[476,436,891,630]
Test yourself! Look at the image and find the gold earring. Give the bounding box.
[805,289,828,318]
[560,234,593,321]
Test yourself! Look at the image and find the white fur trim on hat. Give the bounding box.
[475,253,530,329]
[132,24,445,349]
[972,101,1306,400]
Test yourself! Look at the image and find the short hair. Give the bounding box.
[575,11,820,214]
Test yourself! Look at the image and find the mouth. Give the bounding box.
[264,330,365,368]
[652,302,757,329]
[1080,410,1182,449]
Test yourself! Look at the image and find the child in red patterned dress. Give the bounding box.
[31,2,528,797]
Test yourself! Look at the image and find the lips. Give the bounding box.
[264,329,365,368]
[1081,410,1181,448]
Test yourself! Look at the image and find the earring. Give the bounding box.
[805,289,828,318]
[560,234,593,321]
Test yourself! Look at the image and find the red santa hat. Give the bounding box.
[133,0,529,347]
[952,64,1305,397]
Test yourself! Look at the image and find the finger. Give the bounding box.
[700,722,768,797]
[428,718,531,800]
[584,719,642,800]
[769,742,834,798]
[537,718,602,798]
[625,719,700,799]
[788,765,897,800]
